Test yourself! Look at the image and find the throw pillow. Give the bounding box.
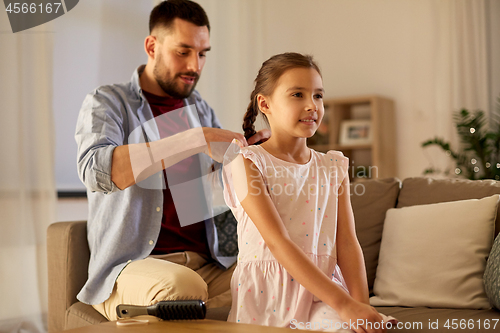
[484,232,500,309]
[370,194,499,309]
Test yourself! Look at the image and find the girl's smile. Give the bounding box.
[299,116,318,124]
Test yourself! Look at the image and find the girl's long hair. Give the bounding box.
[243,52,322,140]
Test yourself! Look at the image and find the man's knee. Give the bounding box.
[146,260,209,304]
[94,257,210,321]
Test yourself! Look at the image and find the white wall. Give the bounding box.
[53,0,150,190]
[52,0,500,189]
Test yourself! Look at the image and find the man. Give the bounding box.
[75,0,268,321]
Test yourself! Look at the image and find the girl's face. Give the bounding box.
[260,67,324,140]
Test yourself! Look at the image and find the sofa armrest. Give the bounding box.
[47,221,89,333]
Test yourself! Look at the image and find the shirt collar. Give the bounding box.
[130,65,146,100]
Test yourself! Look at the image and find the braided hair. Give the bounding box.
[243,52,322,141]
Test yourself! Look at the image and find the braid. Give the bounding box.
[243,92,258,140]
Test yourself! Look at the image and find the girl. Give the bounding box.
[221,53,395,333]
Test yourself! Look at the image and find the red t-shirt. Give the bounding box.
[142,90,211,257]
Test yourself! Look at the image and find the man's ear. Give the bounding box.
[144,35,157,59]
[257,94,271,114]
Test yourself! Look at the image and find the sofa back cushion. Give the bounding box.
[350,178,401,291]
[397,177,500,236]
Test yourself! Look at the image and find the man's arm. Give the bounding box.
[111,127,250,190]
[76,90,125,194]
[77,89,271,192]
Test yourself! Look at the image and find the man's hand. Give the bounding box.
[202,128,272,162]
[202,128,247,162]
[202,127,248,147]
[247,129,271,145]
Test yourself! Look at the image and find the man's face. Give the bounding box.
[153,18,210,99]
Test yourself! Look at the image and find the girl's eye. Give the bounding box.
[292,92,303,98]
[315,94,323,99]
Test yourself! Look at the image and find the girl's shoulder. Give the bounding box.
[223,142,270,174]
[312,150,350,181]
[310,149,349,164]
[239,145,265,162]
[240,144,262,155]
[238,145,267,171]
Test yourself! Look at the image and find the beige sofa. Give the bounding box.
[47,177,500,332]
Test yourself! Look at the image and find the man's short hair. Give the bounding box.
[149,0,210,35]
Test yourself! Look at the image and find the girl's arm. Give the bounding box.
[231,156,385,333]
[336,176,370,305]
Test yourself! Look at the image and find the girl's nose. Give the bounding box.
[307,99,319,111]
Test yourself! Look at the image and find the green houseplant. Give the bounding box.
[422,97,500,180]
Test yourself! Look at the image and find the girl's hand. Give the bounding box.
[338,299,387,333]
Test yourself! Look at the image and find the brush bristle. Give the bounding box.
[149,300,206,320]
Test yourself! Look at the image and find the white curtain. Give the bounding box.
[435,0,489,132]
[422,0,490,173]
[0,17,56,333]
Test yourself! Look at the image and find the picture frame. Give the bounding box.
[339,119,372,145]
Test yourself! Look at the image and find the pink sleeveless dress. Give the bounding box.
[222,144,350,330]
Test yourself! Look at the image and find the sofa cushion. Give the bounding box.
[350,178,401,291]
[65,302,107,330]
[484,232,500,310]
[371,195,499,309]
[397,177,500,236]
[375,306,500,333]
[47,221,90,332]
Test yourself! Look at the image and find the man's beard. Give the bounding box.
[153,60,199,99]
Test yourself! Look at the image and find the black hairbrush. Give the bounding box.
[116,300,206,320]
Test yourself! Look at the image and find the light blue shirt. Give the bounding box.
[75,66,236,305]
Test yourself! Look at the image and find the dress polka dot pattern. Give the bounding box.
[222,145,350,329]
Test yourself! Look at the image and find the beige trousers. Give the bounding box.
[93,251,235,321]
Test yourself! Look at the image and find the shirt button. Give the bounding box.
[156,207,160,212]
[149,240,154,245]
